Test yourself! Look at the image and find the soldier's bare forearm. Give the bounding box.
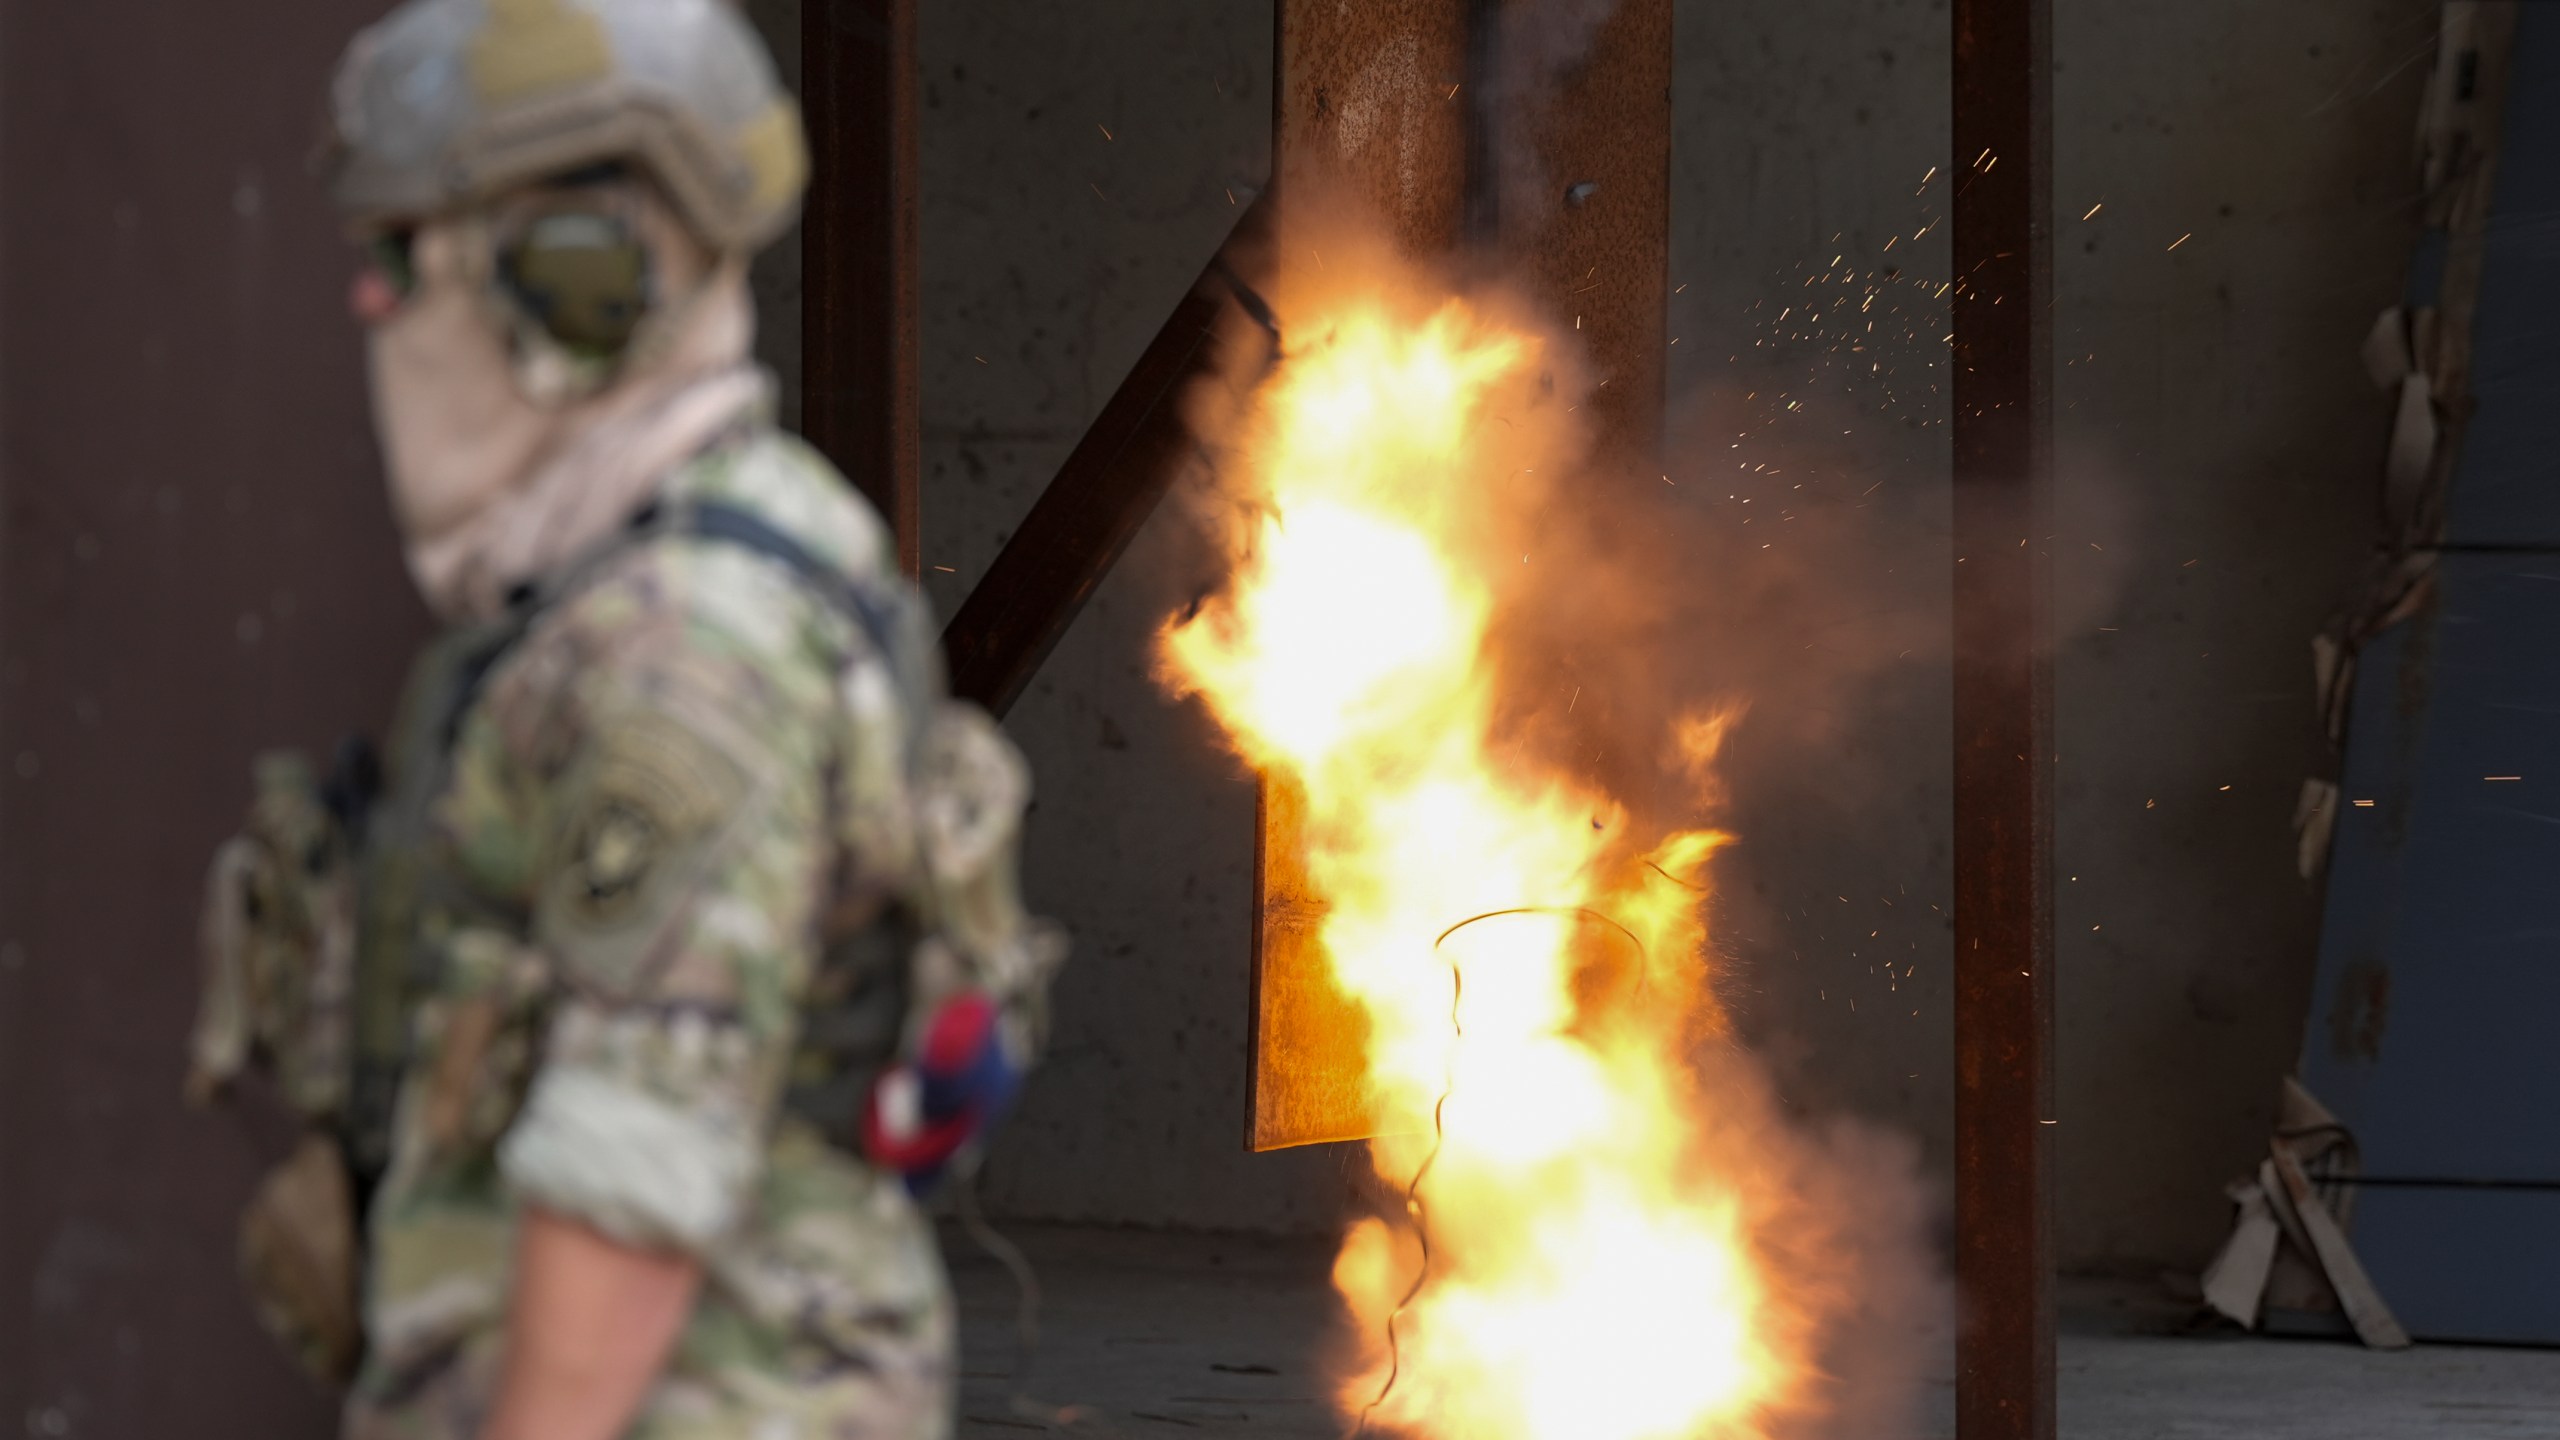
[479,1205,702,1440]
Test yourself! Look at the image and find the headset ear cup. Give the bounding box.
[497,210,653,360]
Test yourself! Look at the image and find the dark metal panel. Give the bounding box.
[1950,0,2055,1434]
[2300,589,2425,1161]
[0,1,431,1433]
[2304,553,2560,1185]
[2297,6,2560,1348]
[2335,1184,2560,1345]
[939,193,1273,718]
[801,0,922,576]
[2444,6,2560,546]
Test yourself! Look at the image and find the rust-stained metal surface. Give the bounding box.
[1949,0,2057,1435]
[1247,0,1672,1153]
[801,0,922,576]
[2412,0,2516,520]
[1248,0,1478,1155]
[0,2,431,1433]
[1249,775,1379,1149]
[2301,557,2560,1343]
[1272,0,1472,258]
[1474,0,1673,462]
[940,193,1273,719]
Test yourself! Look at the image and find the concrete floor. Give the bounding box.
[946,1224,2560,1439]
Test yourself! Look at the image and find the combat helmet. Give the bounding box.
[326,0,806,253]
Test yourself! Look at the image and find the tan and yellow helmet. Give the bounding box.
[326,0,808,253]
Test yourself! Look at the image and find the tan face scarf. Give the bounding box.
[364,187,769,623]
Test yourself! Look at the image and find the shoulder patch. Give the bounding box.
[563,796,664,925]
[538,709,756,989]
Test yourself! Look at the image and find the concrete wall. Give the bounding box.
[2042,0,2425,1268]
[1652,0,2430,1271]
[826,0,2428,1272]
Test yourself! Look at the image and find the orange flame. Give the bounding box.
[1159,237,1820,1440]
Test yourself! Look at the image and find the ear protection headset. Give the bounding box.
[493,166,655,366]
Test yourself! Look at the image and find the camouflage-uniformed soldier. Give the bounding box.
[184,3,1064,1437]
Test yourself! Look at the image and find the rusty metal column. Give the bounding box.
[801,0,921,576]
[1246,0,1476,1151]
[1950,0,2055,1436]
[1273,1,1472,255]
[1471,0,1672,464]
[1245,0,1672,1152]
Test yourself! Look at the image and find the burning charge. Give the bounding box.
[1151,224,1925,1440]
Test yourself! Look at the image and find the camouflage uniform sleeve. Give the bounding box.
[493,627,829,1255]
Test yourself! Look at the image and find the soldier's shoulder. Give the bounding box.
[681,427,898,584]
[465,429,894,776]
[554,432,882,657]
[593,429,904,667]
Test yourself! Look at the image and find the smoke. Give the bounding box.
[1685,1047,1948,1440]
[1467,280,1957,1440]
[1475,0,1627,236]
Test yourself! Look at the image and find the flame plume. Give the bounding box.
[1158,232,1828,1440]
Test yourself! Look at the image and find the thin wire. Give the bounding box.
[1644,859,1710,893]
[1350,906,1646,1438]
[1350,962,1457,1440]
[954,1158,1116,1434]
[1434,905,1643,957]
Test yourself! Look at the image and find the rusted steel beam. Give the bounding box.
[801,0,921,576]
[1243,0,1476,1155]
[1950,0,2056,1435]
[1272,0,1473,255]
[1471,0,1673,464]
[1246,0,1672,1153]
[940,193,1274,718]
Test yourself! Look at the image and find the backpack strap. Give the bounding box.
[675,499,910,667]
[433,496,926,756]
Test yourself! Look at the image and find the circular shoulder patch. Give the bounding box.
[568,798,662,919]
[541,710,754,980]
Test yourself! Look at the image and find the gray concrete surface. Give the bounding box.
[747,0,2433,1275]
[948,1224,2560,1439]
